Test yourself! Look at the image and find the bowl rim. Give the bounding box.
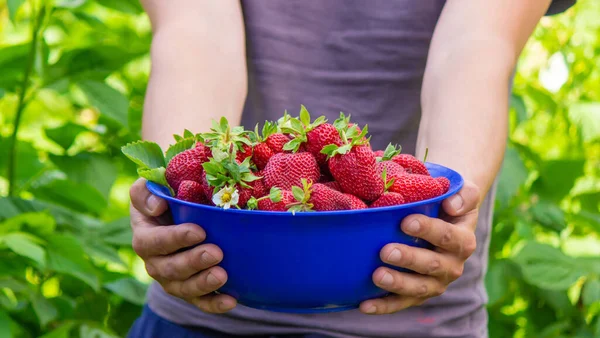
[147,162,464,217]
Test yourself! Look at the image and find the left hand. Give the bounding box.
[359,181,481,315]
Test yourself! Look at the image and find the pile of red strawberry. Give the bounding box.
[123,106,450,212]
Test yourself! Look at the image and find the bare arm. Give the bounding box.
[141,0,247,149]
[417,0,552,199]
[363,0,554,314]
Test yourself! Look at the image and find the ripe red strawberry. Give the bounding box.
[263,152,320,191]
[373,150,385,158]
[288,180,350,212]
[388,174,444,203]
[370,192,406,208]
[437,177,450,194]
[305,123,342,166]
[256,189,295,211]
[323,128,384,202]
[176,180,207,204]
[235,143,253,163]
[377,160,405,179]
[323,181,341,191]
[251,171,268,198]
[344,193,368,209]
[392,154,429,176]
[265,133,290,154]
[166,143,208,192]
[201,171,215,204]
[252,121,290,170]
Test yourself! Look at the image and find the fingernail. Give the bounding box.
[404,219,420,234]
[449,195,463,212]
[187,230,203,243]
[147,195,161,212]
[201,251,217,265]
[387,249,402,262]
[207,273,221,286]
[379,272,393,286]
[365,306,377,314]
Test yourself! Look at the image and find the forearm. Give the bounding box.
[417,45,512,200]
[141,1,247,149]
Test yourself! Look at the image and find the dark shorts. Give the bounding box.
[127,305,331,338]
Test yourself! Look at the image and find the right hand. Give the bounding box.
[129,178,237,313]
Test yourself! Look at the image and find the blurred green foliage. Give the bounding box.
[0,0,598,337]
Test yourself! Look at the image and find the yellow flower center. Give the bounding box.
[222,192,232,203]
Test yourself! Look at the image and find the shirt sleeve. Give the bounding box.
[546,0,576,15]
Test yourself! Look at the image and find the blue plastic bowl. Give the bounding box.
[147,162,463,313]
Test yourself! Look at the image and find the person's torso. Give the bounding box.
[148,1,493,337]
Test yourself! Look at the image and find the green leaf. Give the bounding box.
[44,123,89,151]
[32,293,59,327]
[583,279,600,307]
[82,239,124,265]
[320,144,339,157]
[530,200,567,232]
[0,309,11,338]
[485,259,516,306]
[104,278,148,306]
[138,167,169,190]
[299,105,311,126]
[510,94,528,126]
[496,147,529,208]
[512,242,584,290]
[50,153,117,200]
[79,324,120,338]
[531,159,585,203]
[269,187,282,203]
[569,102,600,143]
[7,0,25,24]
[95,0,143,14]
[292,186,305,202]
[55,0,88,8]
[0,211,55,236]
[31,179,107,214]
[46,234,99,291]
[1,232,46,267]
[121,141,165,170]
[0,88,5,100]
[100,217,132,246]
[78,80,129,127]
[165,138,196,164]
[38,322,76,338]
[0,138,46,191]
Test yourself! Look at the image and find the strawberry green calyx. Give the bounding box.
[378,143,402,162]
[321,123,370,159]
[202,116,252,154]
[253,121,279,143]
[247,186,282,210]
[203,153,260,191]
[281,105,327,152]
[286,178,315,212]
[423,147,429,163]
[381,167,396,192]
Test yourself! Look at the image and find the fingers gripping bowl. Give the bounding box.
[146,163,463,313]
[122,106,464,313]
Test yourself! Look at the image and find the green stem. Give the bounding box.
[7,3,46,196]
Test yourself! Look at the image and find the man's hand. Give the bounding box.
[129,178,237,313]
[360,181,480,315]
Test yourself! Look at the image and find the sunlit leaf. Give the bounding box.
[31,179,107,214]
[95,0,143,14]
[531,159,585,202]
[104,278,147,306]
[32,293,59,327]
[49,153,117,200]
[44,122,89,151]
[513,242,585,290]
[46,234,99,291]
[0,232,46,267]
[78,80,129,127]
[7,0,25,24]
[0,138,46,191]
[569,102,600,143]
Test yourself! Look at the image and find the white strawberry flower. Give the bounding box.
[212,185,239,210]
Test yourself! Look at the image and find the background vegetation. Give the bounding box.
[0,0,598,337]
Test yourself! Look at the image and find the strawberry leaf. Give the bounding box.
[165,138,196,164]
[283,138,304,152]
[381,143,402,161]
[292,186,305,202]
[211,147,229,162]
[423,147,429,163]
[299,105,311,127]
[173,134,183,142]
[219,117,229,133]
[138,167,173,195]
[269,187,282,203]
[121,141,165,170]
[183,129,194,139]
[321,144,340,157]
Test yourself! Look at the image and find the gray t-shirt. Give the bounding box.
[147,1,574,337]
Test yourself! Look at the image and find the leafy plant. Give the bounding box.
[0,0,598,337]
